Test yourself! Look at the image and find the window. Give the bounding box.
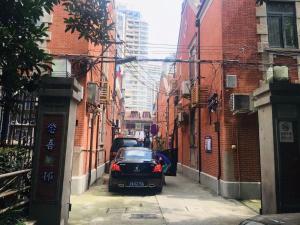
[120,150,153,161]
[267,2,298,48]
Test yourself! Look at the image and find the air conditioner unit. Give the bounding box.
[266,66,289,83]
[99,81,110,104]
[226,75,237,88]
[181,80,191,97]
[230,94,253,113]
[87,82,99,105]
[274,66,289,81]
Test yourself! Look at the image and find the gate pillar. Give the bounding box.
[254,83,300,214]
[29,77,82,225]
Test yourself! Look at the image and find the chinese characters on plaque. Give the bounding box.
[35,115,64,201]
[40,122,57,183]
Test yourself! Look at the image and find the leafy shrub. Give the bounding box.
[0,147,31,174]
[0,209,26,225]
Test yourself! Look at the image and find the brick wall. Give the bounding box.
[157,78,168,146]
[198,0,261,182]
[176,0,198,167]
[199,0,223,177]
[48,3,116,177]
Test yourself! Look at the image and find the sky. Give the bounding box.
[116,0,183,58]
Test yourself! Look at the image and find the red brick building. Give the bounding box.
[197,0,300,199]
[43,1,121,194]
[195,0,261,199]
[156,76,170,149]
[161,0,300,199]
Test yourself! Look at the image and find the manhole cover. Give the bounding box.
[106,208,125,214]
[130,213,159,219]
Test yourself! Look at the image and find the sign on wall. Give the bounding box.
[279,121,294,143]
[205,136,212,152]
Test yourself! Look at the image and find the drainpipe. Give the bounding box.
[111,48,117,144]
[87,69,94,189]
[236,120,242,199]
[88,113,95,189]
[216,114,221,195]
[95,114,100,179]
[196,16,202,183]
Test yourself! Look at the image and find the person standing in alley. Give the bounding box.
[144,130,151,148]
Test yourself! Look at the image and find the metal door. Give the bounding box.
[276,105,300,212]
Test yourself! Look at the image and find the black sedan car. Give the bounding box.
[108,147,164,193]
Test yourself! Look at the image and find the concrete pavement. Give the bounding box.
[69,174,257,225]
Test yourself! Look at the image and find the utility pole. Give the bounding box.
[112,48,117,143]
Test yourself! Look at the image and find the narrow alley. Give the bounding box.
[3,0,300,224]
[69,174,256,225]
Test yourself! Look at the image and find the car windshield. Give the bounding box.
[112,139,138,151]
[123,139,138,147]
[121,150,153,161]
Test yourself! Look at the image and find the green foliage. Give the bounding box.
[0,0,59,94]
[0,0,114,95]
[63,0,115,45]
[0,209,26,225]
[0,147,30,174]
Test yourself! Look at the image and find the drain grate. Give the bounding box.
[106,208,126,214]
[129,213,159,219]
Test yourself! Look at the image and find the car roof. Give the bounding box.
[121,147,152,151]
[114,137,137,140]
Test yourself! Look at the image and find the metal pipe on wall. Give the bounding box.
[196,19,202,183]
[87,113,95,189]
[216,112,221,195]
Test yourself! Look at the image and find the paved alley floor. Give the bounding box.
[69,174,257,225]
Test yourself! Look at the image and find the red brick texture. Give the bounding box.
[199,0,262,182]
[175,1,198,167]
[48,3,117,176]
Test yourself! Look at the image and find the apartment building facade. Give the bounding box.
[42,2,120,194]
[155,0,300,200]
[116,7,151,112]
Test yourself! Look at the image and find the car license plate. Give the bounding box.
[128,181,144,187]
